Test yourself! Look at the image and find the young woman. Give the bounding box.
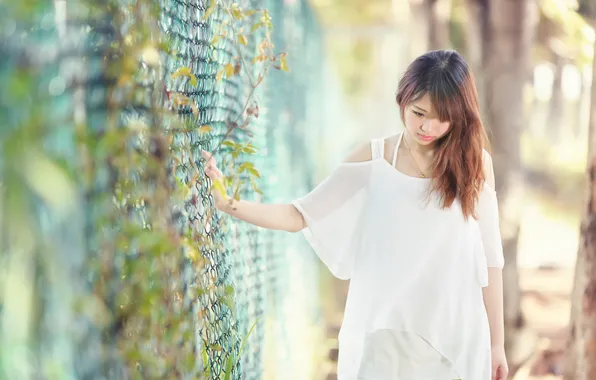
[203,50,508,380]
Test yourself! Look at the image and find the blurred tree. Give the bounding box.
[462,0,489,117]
[548,51,566,142]
[309,0,393,99]
[407,0,452,59]
[565,1,596,378]
[464,0,539,369]
[309,0,393,26]
[536,1,594,144]
[485,0,538,366]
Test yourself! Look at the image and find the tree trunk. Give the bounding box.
[548,53,565,143]
[564,29,596,380]
[590,47,596,157]
[428,0,452,50]
[573,69,588,140]
[463,0,489,122]
[584,38,596,374]
[482,0,538,363]
[564,245,585,380]
[464,2,537,360]
[407,0,451,59]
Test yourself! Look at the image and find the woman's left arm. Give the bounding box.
[480,151,508,379]
[483,267,505,347]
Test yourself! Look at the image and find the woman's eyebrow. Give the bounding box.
[412,105,428,113]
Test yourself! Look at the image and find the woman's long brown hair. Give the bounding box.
[396,50,488,220]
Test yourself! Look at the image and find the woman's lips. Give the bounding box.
[417,133,434,142]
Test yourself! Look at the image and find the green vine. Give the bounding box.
[171,1,289,205]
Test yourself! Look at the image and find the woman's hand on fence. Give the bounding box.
[202,150,228,210]
[201,150,305,232]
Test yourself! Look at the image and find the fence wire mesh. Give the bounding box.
[1,0,330,379]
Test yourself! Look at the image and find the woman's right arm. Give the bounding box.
[202,150,305,232]
[201,142,371,234]
[219,199,305,232]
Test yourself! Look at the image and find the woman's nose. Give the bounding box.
[421,119,434,133]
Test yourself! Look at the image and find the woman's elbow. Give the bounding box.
[286,205,306,233]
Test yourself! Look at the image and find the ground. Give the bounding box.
[519,267,573,380]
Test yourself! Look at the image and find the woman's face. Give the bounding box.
[402,93,451,146]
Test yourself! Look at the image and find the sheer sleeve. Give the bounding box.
[291,162,372,280]
[476,185,505,268]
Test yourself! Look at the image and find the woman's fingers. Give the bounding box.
[205,167,219,179]
[200,150,227,209]
[202,150,216,171]
[201,150,216,167]
[201,150,224,181]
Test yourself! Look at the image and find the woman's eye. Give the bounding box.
[412,110,424,117]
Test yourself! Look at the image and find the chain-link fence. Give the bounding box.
[0,0,331,379]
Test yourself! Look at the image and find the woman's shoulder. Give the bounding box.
[343,140,373,163]
[481,149,495,190]
[381,133,401,159]
[343,134,401,163]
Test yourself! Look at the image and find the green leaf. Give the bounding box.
[211,35,221,46]
[230,7,243,20]
[198,125,212,134]
[238,162,254,172]
[225,63,234,77]
[221,140,236,148]
[201,345,211,377]
[252,184,263,195]
[209,344,223,351]
[210,179,227,199]
[224,285,235,296]
[196,287,206,298]
[250,177,263,195]
[237,34,248,46]
[251,22,262,33]
[233,317,261,371]
[223,353,235,380]
[203,0,217,20]
[23,153,77,214]
[216,69,224,82]
[247,168,260,178]
[280,53,289,72]
[241,145,258,154]
[171,67,198,87]
[244,10,257,17]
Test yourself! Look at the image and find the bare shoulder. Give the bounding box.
[482,149,495,189]
[343,135,400,164]
[343,140,373,163]
[382,134,400,162]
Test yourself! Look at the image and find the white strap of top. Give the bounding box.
[370,139,385,160]
[391,132,403,167]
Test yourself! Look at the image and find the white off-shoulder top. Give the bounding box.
[292,133,504,379]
